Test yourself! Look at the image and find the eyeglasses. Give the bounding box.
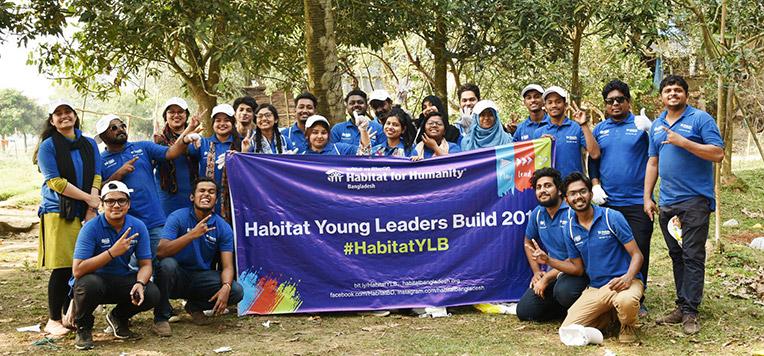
[110,123,127,131]
[425,121,444,127]
[103,198,129,207]
[256,112,274,119]
[566,188,590,198]
[167,111,186,117]
[604,96,627,105]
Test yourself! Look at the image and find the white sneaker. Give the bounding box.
[413,307,449,318]
[43,319,70,337]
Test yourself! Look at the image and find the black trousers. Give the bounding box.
[516,273,589,322]
[73,273,160,330]
[658,197,711,315]
[605,204,654,288]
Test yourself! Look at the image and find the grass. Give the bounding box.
[0,159,762,354]
[0,154,42,207]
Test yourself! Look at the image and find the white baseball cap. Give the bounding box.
[94,114,121,143]
[521,84,544,98]
[100,180,134,198]
[211,104,235,118]
[47,99,75,115]
[472,100,499,117]
[542,86,568,101]
[162,97,189,113]
[305,115,330,129]
[369,89,392,103]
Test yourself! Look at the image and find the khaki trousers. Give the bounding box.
[561,279,644,330]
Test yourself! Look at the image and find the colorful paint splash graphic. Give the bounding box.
[238,267,303,315]
[495,138,553,197]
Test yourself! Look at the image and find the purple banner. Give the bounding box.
[228,138,553,315]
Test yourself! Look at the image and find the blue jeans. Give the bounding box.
[154,257,244,322]
[516,273,589,322]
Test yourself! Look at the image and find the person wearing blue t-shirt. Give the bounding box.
[152,177,243,337]
[526,173,643,344]
[412,112,461,159]
[516,168,588,322]
[455,83,481,137]
[372,106,418,158]
[303,115,369,155]
[233,96,256,138]
[242,104,296,154]
[281,92,318,153]
[71,181,160,350]
[588,80,654,317]
[369,89,393,125]
[645,76,724,335]
[512,84,549,142]
[97,114,200,258]
[153,97,196,216]
[532,86,600,178]
[330,89,384,147]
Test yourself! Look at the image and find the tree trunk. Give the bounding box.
[570,25,584,106]
[187,81,218,136]
[430,15,449,118]
[304,0,345,124]
[721,85,734,177]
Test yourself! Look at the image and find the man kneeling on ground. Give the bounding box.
[153,177,243,336]
[526,172,644,343]
[72,181,160,350]
[516,167,588,322]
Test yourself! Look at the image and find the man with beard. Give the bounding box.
[456,83,480,136]
[533,86,600,178]
[516,168,588,322]
[588,80,654,317]
[71,181,160,350]
[512,84,549,142]
[96,114,201,257]
[281,92,318,153]
[233,96,257,138]
[331,89,385,147]
[152,177,243,337]
[646,75,724,334]
[369,89,393,125]
[526,172,643,343]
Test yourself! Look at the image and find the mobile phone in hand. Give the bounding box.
[132,290,140,302]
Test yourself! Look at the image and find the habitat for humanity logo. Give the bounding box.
[325,169,345,183]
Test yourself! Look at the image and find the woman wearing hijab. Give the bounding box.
[415,95,461,145]
[153,97,197,216]
[413,111,462,160]
[242,104,295,154]
[372,106,418,157]
[302,115,370,155]
[33,100,102,336]
[460,100,512,151]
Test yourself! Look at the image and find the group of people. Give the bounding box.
[33,73,723,350]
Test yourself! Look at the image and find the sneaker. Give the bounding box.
[106,310,137,339]
[638,303,649,318]
[44,319,71,337]
[153,321,172,337]
[682,314,701,335]
[185,305,213,326]
[74,327,94,350]
[656,308,683,325]
[618,324,638,343]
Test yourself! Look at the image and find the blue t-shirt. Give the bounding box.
[153,152,194,217]
[421,142,461,159]
[73,214,152,276]
[160,208,234,271]
[648,105,723,210]
[37,129,102,216]
[590,113,649,206]
[513,115,549,142]
[372,141,418,157]
[533,117,587,179]
[246,133,296,154]
[563,206,641,288]
[330,118,385,147]
[525,203,571,261]
[188,135,236,185]
[281,123,307,153]
[303,143,358,156]
[101,141,168,229]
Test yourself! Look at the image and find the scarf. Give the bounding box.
[51,130,95,221]
[414,95,461,144]
[460,108,512,151]
[154,125,197,193]
[415,139,450,159]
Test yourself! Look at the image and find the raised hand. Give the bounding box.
[189,214,216,239]
[524,239,549,264]
[116,157,139,177]
[634,108,652,131]
[110,227,138,257]
[241,129,252,153]
[571,102,589,125]
[660,126,687,147]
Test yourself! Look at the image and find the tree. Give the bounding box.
[27,0,303,133]
[0,89,46,150]
[304,0,345,123]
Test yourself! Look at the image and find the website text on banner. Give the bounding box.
[228,138,554,315]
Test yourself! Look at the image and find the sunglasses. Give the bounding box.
[604,96,628,105]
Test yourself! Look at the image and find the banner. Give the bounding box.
[228,138,553,315]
